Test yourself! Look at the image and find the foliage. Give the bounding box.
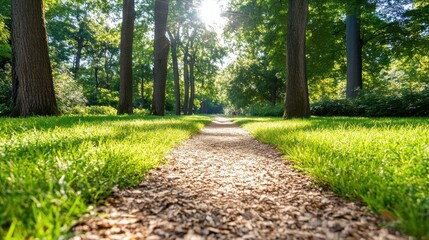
[234,116,429,238]
[311,88,429,117]
[95,88,119,107]
[242,104,284,117]
[133,108,151,116]
[67,106,117,116]
[54,72,87,114]
[0,115,211,239]
[219,57,285,109]
[225,0,429,106]
[0,15,11,65]
[0,63,11,116]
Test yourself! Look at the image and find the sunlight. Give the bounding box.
[198,0,224,27]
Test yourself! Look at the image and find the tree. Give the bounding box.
[284,0,310,119]
[11,0,58,116]
[167,28,181,115]
[183,39,190,114]
[118,0,135,115]
[153,0,170,116]
[346,0,363,98]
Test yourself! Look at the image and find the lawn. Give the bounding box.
[233,116,429,238]
[0,114,211,239]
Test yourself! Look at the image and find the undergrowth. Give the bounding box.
[0,115,211,239]
[233,116,429,239]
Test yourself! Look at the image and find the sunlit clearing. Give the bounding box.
[199,0,223,26]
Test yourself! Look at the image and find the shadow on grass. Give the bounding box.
[0,115,212,239]
[233,116,429,131]
[232,116,429,238]
[0,115,211,135]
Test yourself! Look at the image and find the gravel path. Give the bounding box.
[72,116,407,240]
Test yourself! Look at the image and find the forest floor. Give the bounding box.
[72,116,407,240]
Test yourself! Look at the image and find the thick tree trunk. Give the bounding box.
[11,0,58,117]
[346,14,363,98]
[188,55,195,115]
[118,0,135,115]
[183,47,190,115]
[168,30,181,115]
[284,0,310,119]
[153,0,170,116]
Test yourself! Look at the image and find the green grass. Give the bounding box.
[0,114,211,239]
[233,116,429,238]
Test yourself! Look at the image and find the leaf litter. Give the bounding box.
[72,116,410,240]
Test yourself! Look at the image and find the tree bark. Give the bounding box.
[141,75,144,108]
[346,14,363,98]
[74,33,84,79]
[284,0,310,119]
[183,46,190,115]
[188,54,195,115]
[95,66,99,91]
[118,0,135,115]
[11,0,58,117]
[153,0,170,116]
[168,29,181,115]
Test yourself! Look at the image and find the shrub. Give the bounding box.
[311,89,429,117]
[311,98,364,116]
[68,106,117,116]
[242,104,284,117]
[0,63,11,116]
[97,88,119,107]
[134,108,150,115]
[54,72,87,114]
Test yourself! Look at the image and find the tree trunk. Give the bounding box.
[11,0,58,117]
[95,66,99,90]
[141,76,144,108]
[284,0,310,119]
[270,78,277,106]
[346,14,363,98]
[118,0,135,115]
[183,47,190,115]
[168,30,181,115]
[188,55,195,115]
[73,24,85,79]
[153,0,170,116]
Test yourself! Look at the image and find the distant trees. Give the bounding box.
[284,0,310,119]
[167,28,181,115]
[118,0,135,115]
[224,0,428,115]
[11,0,58,116]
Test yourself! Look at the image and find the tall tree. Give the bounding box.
[346,0,363,98]
[167,28,181,115]
[118,0,135,115]
[183,41,190,114]
[153,0,170,116]
[11,0,58,116]
[284,0,310,119]
[188,53,195,115]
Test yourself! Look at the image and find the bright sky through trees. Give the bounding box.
[198,0,226,29]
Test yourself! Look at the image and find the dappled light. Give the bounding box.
[1,0,428,238]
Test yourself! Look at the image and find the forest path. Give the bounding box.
[73,116,404,240]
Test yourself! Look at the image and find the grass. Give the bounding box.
[0,114,211,239]
[232,116,429,238]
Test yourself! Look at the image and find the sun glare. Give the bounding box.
[198,0,224,27]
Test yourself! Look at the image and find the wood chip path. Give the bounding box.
[72,116,407,240]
